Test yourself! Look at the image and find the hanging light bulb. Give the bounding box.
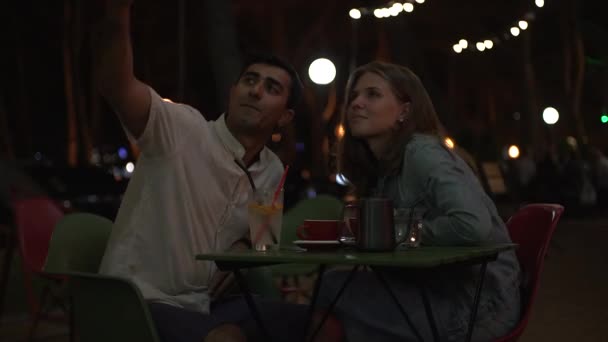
[518,20,528,30]
[510,27,520,36]
[349,8,362,19]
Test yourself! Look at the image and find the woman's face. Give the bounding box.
[347,72,405,140]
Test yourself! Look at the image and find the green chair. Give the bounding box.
[44,213,113,274]
[45,213,277,340]
[44,213,161,342]
[65,272,161,342]
[273,195,344,299]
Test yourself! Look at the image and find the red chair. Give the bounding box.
[495,203,565,342]
[12,196,68,340]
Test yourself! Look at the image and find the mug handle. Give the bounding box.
[296,225,309,240]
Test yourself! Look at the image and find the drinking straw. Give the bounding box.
[253,165,290,245]
[272,165,289,207]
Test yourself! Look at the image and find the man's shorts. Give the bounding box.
[149,296,308,342]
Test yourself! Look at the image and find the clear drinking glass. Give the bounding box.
[394,208,410,244]
[394,207,424,250]
[248,188,283,251]
[340,203,358,244]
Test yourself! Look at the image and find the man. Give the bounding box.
[94,1,306,341]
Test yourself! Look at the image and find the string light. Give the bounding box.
[451,1,546,54]
[349,1,545,55]
[348,0,426,20]
[518,20,529,30]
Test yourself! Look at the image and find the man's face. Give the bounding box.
[226,63,294,137]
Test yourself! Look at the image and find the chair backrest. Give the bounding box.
[12,196,64,273]
[44,213,113,274]
[281,194,344,245]
[495,203,564,342]
[67,272,161,342]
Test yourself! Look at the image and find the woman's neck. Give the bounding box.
[366,135,393,160]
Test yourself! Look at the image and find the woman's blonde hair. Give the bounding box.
[337,61,443,195]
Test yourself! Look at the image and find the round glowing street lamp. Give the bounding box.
[308,58,336,85]
[542,107,559,125]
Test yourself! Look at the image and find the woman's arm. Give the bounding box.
[409,143,492,245]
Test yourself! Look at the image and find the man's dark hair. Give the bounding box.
[237,52,303,110]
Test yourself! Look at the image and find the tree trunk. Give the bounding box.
[63,0,79,166]
[571,15,586,141]
[292,2,339,68]
[177,0,186,102]
[13,3,33,156]
[71,0,93,164]
[522,30,540,147]
[375,25,391,62]
[0,96,14,159]
[201,0,241,110]
[271,4,287,57]
[561,0,587,141]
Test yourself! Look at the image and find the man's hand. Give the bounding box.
[208,239,251,299]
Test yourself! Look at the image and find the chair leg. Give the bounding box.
[28,285,50,341]
[51,281,74,342]
[293,275,303,302]
[0,226,16,326]
[280,275,290,299]
[68,295,75,342]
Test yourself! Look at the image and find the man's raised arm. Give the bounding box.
[93,0,150,139]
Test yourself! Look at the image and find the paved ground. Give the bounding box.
[1,217,607,341]
[519,217,608,341]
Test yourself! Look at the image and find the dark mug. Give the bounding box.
[356,197,395,252]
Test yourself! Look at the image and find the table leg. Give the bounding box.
[232,269,272,341]
[417,283,440,342]
[307,265,359,342]
[372,268,424,342]
[465,261,488,342]
[301,264,326,342]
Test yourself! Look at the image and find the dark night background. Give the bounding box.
[2,2,608,341]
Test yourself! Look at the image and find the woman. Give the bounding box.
[317,62,521,341]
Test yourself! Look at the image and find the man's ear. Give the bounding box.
[277,109,295,128]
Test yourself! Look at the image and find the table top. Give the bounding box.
[196,243,517,270]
